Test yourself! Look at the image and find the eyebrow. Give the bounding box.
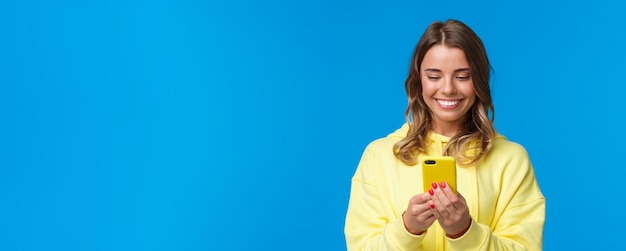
[424,68,471,73]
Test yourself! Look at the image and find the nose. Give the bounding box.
[441,77,456,95]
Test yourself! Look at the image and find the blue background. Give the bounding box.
[0,0,624,250]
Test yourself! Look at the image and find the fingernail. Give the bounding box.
[428,189,434,195]
[430,203,435,209]
[441,182,447,188]
[432,182,438,189]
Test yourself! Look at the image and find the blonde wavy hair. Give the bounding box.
[393,19,496,165]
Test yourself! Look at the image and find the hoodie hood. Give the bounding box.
[388,123,449,156]
[388,123,505,162]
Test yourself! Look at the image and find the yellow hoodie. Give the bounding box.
[345,124,545,251]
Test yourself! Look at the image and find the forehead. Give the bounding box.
[421,45,469,71]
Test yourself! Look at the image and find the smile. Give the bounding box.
[436,99,461,108]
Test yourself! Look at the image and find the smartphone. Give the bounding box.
[422,156,457,193]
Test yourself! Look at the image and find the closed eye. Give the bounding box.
[427,76,441,80]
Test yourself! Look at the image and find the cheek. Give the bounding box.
[459,82,476,97]
[421,80,436,96]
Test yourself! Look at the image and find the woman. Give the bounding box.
[344,19,545,250]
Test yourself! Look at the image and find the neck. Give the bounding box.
[431,121,463,138]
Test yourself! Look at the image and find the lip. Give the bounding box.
[435,99,462,109]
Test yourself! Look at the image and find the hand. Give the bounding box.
[429,181,471,238]
[402,193,436,235]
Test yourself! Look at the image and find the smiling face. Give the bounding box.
[420,44,476,136]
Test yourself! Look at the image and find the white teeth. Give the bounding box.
[437,100,460,107]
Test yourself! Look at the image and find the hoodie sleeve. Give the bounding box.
[447,143,546,251]
[344,145,426,251]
